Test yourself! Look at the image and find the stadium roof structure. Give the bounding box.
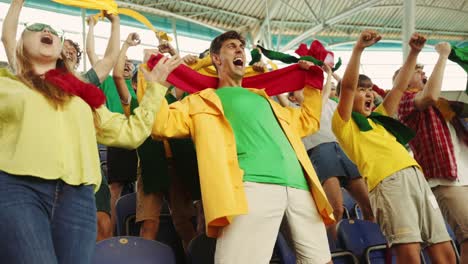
[2,0,467,51]
[0,0,466,101]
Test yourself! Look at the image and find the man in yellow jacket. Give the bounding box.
[152,31,334,264]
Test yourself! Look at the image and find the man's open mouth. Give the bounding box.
[233,58,244,67]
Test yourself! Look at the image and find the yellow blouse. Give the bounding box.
[0,68,167,190]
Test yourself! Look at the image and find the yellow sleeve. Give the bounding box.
[151,95,192,139]
[281,86,322,138]
[96,82,167,149]
[331,107,353,141]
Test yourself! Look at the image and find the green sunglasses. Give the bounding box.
[25,23,64,41]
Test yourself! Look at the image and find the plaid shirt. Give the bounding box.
[398,91,457,180]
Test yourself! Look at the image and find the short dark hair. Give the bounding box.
[392,64,423,82]
[209,31,245,55]
[64,39,82,65]
[358,74,371,87]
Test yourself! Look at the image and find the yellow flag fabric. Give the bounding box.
[118,8,171,41]
[53,0,171,41]
[52,0,118,14]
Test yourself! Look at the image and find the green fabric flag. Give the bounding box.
[249,45,342,71]
[448,45,468,94]
[333,57,342,72]
[249,49,262,66]
[351,111,416,146]
[256,45,300,64]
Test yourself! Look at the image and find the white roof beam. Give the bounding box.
[115,1,225,33]
[252,0,283,46]
[280,0,386,51]
[332,24,468,37]
[176,1,259,22]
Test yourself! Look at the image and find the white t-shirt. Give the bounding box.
[302,99,338,150]
[428,122,468,187]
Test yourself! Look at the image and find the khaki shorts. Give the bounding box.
[136,175,164,222]
[369,167,450,247]
[432,185,468,244]
[215,182,331,264]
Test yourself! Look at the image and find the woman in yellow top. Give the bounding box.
[0,2,180,263]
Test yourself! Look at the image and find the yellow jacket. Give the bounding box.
[152,84,335,237]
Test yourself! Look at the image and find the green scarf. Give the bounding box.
[249,45,342,72]
[448,45,468,94]
[351,111,416,146]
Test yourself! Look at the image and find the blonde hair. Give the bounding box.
[15,30,101,129]
[15,31,72,109]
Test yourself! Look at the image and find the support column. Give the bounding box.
[81,8,87,71]
[172,18,180,53]
[402,0,415,60]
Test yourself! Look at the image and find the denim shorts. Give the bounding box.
[308,142,361,186]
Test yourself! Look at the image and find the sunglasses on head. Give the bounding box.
[25,23,64,41]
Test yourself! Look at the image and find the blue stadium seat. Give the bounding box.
[186,234,216,264]
[421,222,461,264]
[92,236,176,264]
[274,231,358,264]
[115,192,139,236]
[274,232,296,264]
[341,188,356,219]
[115,193,186,263]
[328,228,359,264]
[445,222,461,260]
[342,205,351,219]
[98,144,108,178]
[156,213,186,264]
[354,204,363,220]
[337,219,394,263]
[331,251,360,264]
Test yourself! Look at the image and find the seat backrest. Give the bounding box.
[332,251,359,264]
[157,214,186,263]
[92,236,176,264]
[328,229,343,252]
[341,188,356,213]
[186,234,217,264]
[337,219,387,257]
[353,204,363,220]
[115,193,137,236]
[274,232,296,264]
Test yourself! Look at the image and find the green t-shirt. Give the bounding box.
[81,68,101,86]
[215,87,308,190]
[99,76,136,114]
